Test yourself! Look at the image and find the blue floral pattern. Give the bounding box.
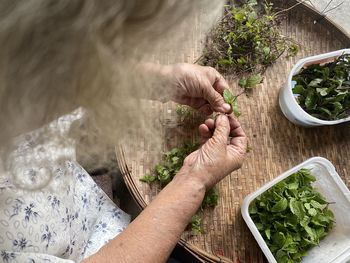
[0,109,130,262]
[0,161,130,263]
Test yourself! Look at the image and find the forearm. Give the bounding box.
[83,172,206,263]
[131,62,173,102]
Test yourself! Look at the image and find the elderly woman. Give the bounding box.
[0,1,247,263]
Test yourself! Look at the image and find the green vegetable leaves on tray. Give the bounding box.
[224,88,241,117]
[249,169,334,263]
[140,141,199,185]
[201,2,298,79]
[292,54,350,120]
[140,141,219,234]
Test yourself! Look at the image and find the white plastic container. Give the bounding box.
[241,157,350,263]
[279,49,350,127]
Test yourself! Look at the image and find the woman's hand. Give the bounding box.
[178,114,247,189]
[164,63,232,115]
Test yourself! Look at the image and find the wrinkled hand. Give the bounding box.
[179,114,247,189]
[165,63,231,115]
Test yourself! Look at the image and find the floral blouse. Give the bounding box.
[0,109,130,263]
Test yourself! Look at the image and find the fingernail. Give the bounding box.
[223,103,231,112]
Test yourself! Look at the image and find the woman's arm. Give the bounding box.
[84,170,206,263]
[83,115,247,263]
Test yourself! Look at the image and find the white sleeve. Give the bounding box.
[0,251,76,263]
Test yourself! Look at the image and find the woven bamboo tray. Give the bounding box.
[116,1,350,262]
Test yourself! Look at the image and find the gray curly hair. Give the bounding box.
[0,0,224,173]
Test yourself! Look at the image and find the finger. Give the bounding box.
[229,121,247,152]
[229,135,248,156]
[228,115,243,137]
[198,104,213,116]
[204,118,215,130]
[212,70,230,96]
[184,97,207,110]
[202,80,231,113]
[212,114,230,145]
[198,124,212,139]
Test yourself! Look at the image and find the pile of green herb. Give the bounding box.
[201,1,298,88]
[175,105,193,122]
[249,169,334,263]
[140,141,219,233]
[140,141,200,185]
[292,54,350,120]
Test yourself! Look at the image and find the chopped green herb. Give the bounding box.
[139,174,156,183]
[201,188,219,208]
[140,141,200,186]
[190,214,204,234]
[292,54,350,120]
[249,168,334,263]
[175,104,192,122]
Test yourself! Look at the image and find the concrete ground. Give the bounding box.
[307,0,350,34]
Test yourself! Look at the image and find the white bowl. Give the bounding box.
[279,49,350,127]
[241,157,350,263]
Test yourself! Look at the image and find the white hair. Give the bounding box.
[0,0,225,179]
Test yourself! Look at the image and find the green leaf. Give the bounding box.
[300,216,310,228]
[271,198,288,212]
[310,200,326,210]
[223,88,234,103]
[319,107,332,116]
[232,99,241,118]
[308,208,317,216]
[247,11,257,22]
[234,12,246,22]
[304,225,317,241]
[290,198,305,218]
[292,85,305,94]
[272,232,286,246]
[223,88,241,117]
[308,78,323,87]
[263,47,271,56]
[249,202,258,214]
[238,78,247,88]
[305,91,317,110]
[247,0,258,6]
[287,182,299,190]
[218,59,232,66]
[316,87,328,96]
[304,203,311,210]
[190,214,203,234]
[237,57,247,65]
[139,174,156,183]
[202,188,219,208]
[265,228,271,240]
[246,74,263,89]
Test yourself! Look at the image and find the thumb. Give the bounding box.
[212,114,230,145]
[202,82,231,113]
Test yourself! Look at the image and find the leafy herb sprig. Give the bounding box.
[223,88,243,117]
[292,54,350,120]
[249,169,334,263]
[201,1,298,88]
[140,141,219,233]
